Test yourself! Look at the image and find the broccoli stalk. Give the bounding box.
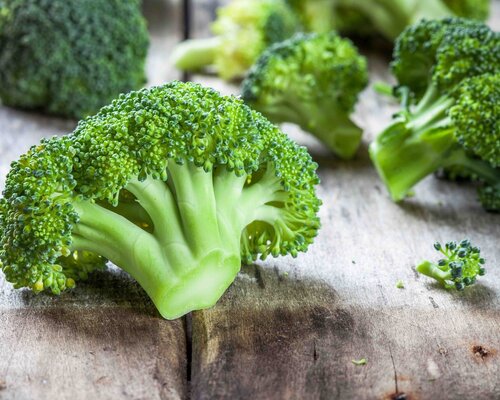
[69,164,293,318]
[242,32,368,159]
[261,99,363,160]
[170,37,221,72]
[417,240,486,290]
[0,82,321,319]
[370,82,500,201]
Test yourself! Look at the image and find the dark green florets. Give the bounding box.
[0,0,149,118]
[449,75,499,167]
[392,18,498,99]
[0,82,321,304]
[242,32,368,159]
[417,240,486,290]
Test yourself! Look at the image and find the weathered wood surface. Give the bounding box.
[0,1,188,399]
[0,1,499,400]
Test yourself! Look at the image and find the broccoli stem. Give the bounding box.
[171,37,221,71]
[69,162,289,319]
[307,113,363,159]
[369,84,461,200]
[416,261,451,288]
[444,151,500,187]
[253,96,362,159]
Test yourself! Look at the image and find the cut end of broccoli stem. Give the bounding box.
[306,114,363,160]
[154,251,241,319]
[171,37,221,71]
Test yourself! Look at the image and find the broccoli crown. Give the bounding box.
[242,32,368,159]
[210,0,298,80]
[0,0,148,118]
[449,73,499,168]
[441,0,490,21]
[391,18,499,98]
[0,81,321,318]
[370,19,499,210]
[416,240,486,290]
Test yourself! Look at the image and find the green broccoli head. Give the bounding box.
[242,32,368,159]
[171,0,298,81]
[0,81,321,319]
[416,240,486,290]
[0,0,148,119]
[370,19,500,211]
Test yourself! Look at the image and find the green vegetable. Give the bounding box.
[396,280,405,289]
[441,0,490,20]
[369,19,500,211]
[416,240,486,290]
[171,0,298,81]
[242,32,368,159]
[0,81,321,319]
[286,0,490,40]
[0,0,149,119]
[352,358,367,365]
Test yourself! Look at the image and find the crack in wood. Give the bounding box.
[389,346,398,394]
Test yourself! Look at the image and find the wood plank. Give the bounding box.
[189,2,500,399]
[0,271,187,400]
[0,1,188,399]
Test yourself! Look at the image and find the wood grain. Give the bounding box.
[188,2,500,399]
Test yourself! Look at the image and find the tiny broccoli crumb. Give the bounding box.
[351,358,367,366]
[396,280,405,289]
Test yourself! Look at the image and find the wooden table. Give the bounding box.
[0,1,499,399]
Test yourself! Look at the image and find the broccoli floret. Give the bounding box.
[0,81,321,319]
[0,0,148,119]
[242,32,368,159]
[285,0,336,33]
[416,240,486,290]
[286,0,490,40]
[171,0,298,81]
[369,19,500,211]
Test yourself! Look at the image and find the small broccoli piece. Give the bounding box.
[416,240,486,290]
[0,0,148,119]
[242,32,368,159]
[369,19,500,211]
[171,0,298,81]
[0,81,321,319]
